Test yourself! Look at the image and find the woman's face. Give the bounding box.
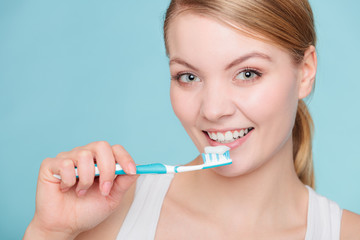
[167,13,305,177]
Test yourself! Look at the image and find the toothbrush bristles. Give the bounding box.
[201,150,230,164]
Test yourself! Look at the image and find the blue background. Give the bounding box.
[0,0,359,239]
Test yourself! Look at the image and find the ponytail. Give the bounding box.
[292,100,315,188]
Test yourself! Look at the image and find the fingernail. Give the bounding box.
[101,181,112,196]
[128,163,137,175]
[77,189,87,197]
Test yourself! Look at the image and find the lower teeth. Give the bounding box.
[217,136,243,143]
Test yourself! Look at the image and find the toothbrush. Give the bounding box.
[53,146,231,179]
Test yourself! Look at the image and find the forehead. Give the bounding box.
[166,12,289,63]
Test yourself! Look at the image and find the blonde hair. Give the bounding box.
[164,0,316,188]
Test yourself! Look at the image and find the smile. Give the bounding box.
[205,127,254,144]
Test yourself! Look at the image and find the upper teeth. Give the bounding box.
[207,128,253,143]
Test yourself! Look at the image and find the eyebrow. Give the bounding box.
[169,52,272,71]
[169,58,199,71]
[225,52,273,70]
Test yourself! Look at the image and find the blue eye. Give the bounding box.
[236,69,261,81]
[178,73,200,83]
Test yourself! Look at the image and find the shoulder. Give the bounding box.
[340,209,360,240]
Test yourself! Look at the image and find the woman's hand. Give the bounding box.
[24,141,138,240]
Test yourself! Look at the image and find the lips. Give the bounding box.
[204,127,254,144]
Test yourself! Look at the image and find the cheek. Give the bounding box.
[239,75,299,152]
[258,83,297,122]
[243,71,299,126]
[170,83,196,127]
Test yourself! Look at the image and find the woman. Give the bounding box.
[24,0,360,239]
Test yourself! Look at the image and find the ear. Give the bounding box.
[298,46,317,99]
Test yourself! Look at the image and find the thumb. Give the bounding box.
[108,175,138,202]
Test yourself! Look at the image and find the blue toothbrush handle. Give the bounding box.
[136,163,168,174]
[113,163,168,175]
[52,146,231,180]
[80,163,169,177]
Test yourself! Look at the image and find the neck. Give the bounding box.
[179,138,308,229]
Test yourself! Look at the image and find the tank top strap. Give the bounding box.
[304,185,343,240]
[117,173,174,240]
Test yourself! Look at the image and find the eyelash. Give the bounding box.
[171,67,263,85]
[235,67,262,83]
[171,72,195,81]
[171,72,200,87]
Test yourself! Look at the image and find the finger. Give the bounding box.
[112,144,137,175]
[55,144,89,159]
[89,141,116,196]
[74,150,95,197]
[48,158,76,192]
[109,175,138,201]
[56,150,70,159]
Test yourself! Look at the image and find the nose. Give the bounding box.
[200,81,236,122]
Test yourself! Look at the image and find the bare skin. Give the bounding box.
[156,138,309,239]
[23,142,138,240]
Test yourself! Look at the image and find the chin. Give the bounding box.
[211,161,252,178]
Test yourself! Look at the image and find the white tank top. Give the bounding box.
[117,174,342,240]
